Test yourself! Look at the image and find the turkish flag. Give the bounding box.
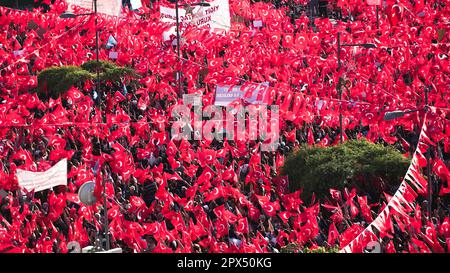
[66,87,84,103]
[307,127,315,145]
[215,218,229,239]
[282,33,294,48]
[328,222,339,246]
[284,129,296,143]
[278,211,291,224]
[433,159,449,181]
[92,162,103,202]
[114,91,126,103]
[204,186,223,202]
[129,196,146,213]
[66,192,80,205]
[273,176,289,194]
[164,172,183,181]
[387,4,403,26]
[439,217,450,238]
[357,195,373,222]
[197,166,215,185]
[198,149,217,168]
[236,217,249,235]
[184,164,198,178]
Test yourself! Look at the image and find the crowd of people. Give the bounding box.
[0,0,449,252]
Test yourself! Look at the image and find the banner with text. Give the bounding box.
[17,159,67,192]
[160,0,230,33]
[65,0,122,16]
[214,83,269,106]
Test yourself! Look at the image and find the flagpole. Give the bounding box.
[93,0,110,251]
[102,162,110,250]
[376,5,379,30]
[337,32,343,144]
[174,0,210,98]
[95,0,101,118]
[425,86,432,219]
[336,33,376,144]
[176,0,181,98]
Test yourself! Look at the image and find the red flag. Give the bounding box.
[440,217,450,238]
[236,217,249,235]
[327,222,339,246]
[329,189,342,202]
[284,129,296,143]
[204,186,223,202]
[399,137,410,152]
[278,211,291,224]
[357,195,373,222]
[318,134,331,147]
[387,4,403,26]
[164,172,183,181]
[385,240,396,253]
[307,127,315,145]
[215,218,229,239]
[92,161,103,202]
[114,91,126,103]
[66,87,84,103]
[129,196,146,213]
[273,176,289,194]
[433,159,449,181]
[347,198,359,219]
[282,33,294,48]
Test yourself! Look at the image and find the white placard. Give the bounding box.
[13,50,24,56]
[109,51,118,59]
[17,158,67,192]
[366,0,381,5]
[130,0,143,10]
[183,94,202,106]
[253,20,263,28]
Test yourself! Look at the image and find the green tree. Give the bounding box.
[36,66,92,99]
[281,139,410,200]
[280,243,340,253]
[35,60,138,99]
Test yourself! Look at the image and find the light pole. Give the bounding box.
[60,0,110,251]
[376,5,379,30]
[174,0,211,98]
[383,86,432,218]
[337,32,376,143]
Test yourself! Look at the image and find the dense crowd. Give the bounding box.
[0,0,449,252]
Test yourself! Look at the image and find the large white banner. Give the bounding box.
[65,0,122,16]
[160,0,230,32]
[17,159,67,192]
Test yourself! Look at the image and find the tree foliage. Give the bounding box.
[36,60,138,99]
[280,243,340,253]
[281,139,410,200]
